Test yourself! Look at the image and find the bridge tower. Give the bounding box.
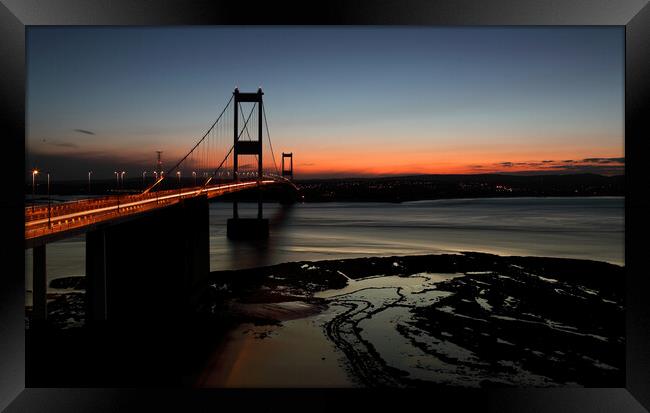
[282,152,293,179]
[228,87,268,239]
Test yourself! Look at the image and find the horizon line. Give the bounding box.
[25,170,625,183]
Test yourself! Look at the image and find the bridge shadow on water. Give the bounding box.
[222,203,296,270]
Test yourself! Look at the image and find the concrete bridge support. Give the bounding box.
[227,217,269,239]
[85,230,107,321]
[85,195,210,322]
[31,245,47,321]
[28,196,213,387]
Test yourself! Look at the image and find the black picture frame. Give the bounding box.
[1,1,649,411]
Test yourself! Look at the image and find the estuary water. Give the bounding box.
[210,196,624,270]
[25,196,624,303]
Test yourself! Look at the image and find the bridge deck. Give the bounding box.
[24,179,288,246]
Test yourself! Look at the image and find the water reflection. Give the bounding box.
[26,197,624,295]
[211,197,624,272]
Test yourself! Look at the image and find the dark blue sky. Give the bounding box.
[27,27,624,179]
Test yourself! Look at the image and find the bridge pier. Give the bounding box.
[28,196,213,387]
[86,229,107,321]
[84,195,210,322]
[227,217,269,239]
[32,245,47,321]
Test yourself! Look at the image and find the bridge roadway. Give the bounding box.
[25,177,285,247]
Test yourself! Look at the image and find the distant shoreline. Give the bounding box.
[24,172,623,200]
[25,193,625,205]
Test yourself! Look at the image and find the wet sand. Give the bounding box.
[196,252,624,388]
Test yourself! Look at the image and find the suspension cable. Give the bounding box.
[143,95,233,194]
[199,102,257,190]
[197,144,234,191]
[263,104,280,176]
[239,102,256,141]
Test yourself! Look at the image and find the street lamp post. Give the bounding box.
[114,171,119,189]
[47,173,51,228]
[31,169,39,212]
[177,171,181,196]
[192,171,196,187]
[88,170,92,194]
[121,171,126,189]
[142,171,147,189]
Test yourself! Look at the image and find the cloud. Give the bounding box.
[497,161,530,167]
[581,157,625,164]
[545,164,625,175]
[74,129,95,135]
[40,138,79,149]
[484,157,625,176]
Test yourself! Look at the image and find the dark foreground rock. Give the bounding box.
[404,253,624,387]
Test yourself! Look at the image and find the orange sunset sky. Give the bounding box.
[26,27,624,179]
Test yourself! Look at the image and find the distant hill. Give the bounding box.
[26,173,624,202]
[295,173,624,202]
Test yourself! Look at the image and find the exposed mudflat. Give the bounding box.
[198,252,624,388]
[37,252,624,387]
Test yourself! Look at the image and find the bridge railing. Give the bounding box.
[25,192,180,239]
[25,178,290,240]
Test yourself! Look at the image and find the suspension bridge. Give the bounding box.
[26,88,300,322]
[25,88,297,247]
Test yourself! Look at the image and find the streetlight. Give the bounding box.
[121,171,126,188]
[31,169,39,211]
[142,171,147,189]
[114,171,119,189]
[177,171,181,197]
[47,173,51,228]
[88,170,92,194]
[192,171,196,186]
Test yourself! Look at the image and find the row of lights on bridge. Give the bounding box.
[30,168,267,191]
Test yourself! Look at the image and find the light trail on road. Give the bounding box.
[25,179,279,240]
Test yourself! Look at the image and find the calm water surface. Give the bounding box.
[25,197,624,299]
